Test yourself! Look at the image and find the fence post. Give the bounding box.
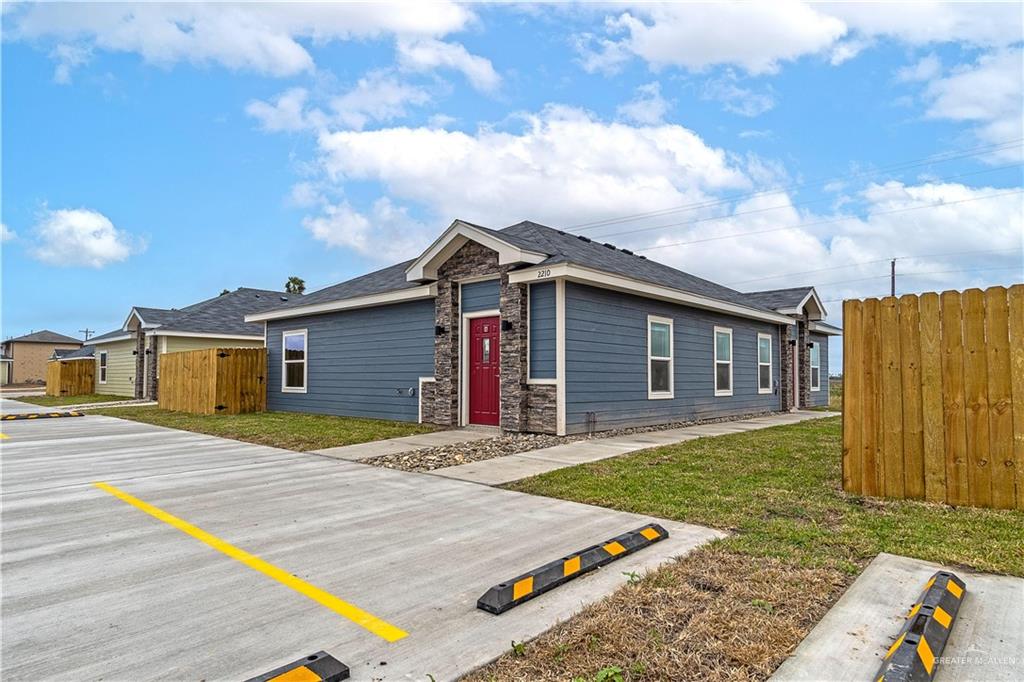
[898,294,924,499]
[919,293,945,503]
[984,287,1014,509]
[961,288,992,508]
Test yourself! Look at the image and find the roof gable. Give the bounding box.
[405,219,548,282]
[744,286,827,319]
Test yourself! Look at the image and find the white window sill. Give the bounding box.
[281,387,307,394]
[527,378,558,385]
[648,392,674,400]
[758,387,772,395]
[714,390,734,397]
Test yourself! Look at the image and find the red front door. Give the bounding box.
[469,316,500,426]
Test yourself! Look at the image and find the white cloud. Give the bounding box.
[246,88,323,133]
[922,48,1023,159]
[580,2,846,75]
[302,197,428,262]
[313,105,748,243]
[575,1,1021,75]
[396,38,501,93]
[8,2,474,80]
[895,53,942,83]
[1,223,16,242]
[30,208,145,268]
[330,71,431,130]
[50,43,91,84]
[701,72,775,117]
[616,82,670,124]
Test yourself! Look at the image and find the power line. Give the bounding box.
[814,265,1022,289]
[634,188,1024,253]
[726,248,1023,286]
[585,162,1021,243]
[564,137,1024,232]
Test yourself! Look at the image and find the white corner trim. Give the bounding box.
[281,329,308,394]
[405,220,547,282]
[555,279,566,436]
[459,308,500,427]
[757,332,773,395]
[245,284,436,322]
[647,314,674,400]
[150,330,265,341]
[509,263,797,326]
[418,377,435,423]
[714,325,734,397]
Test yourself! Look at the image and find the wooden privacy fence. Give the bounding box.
[46,359,95,397]
[842,284,1024,510]
[158,347,266,415]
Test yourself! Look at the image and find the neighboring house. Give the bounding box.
[246,220,842,435]
[1,330,83,384]
[89,288,297,399]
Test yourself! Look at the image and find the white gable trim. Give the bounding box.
[91,333,134,345]
[405,220,547,282]
[777,288,827,320]
[149,330,265,341]
[808,321,843,336]
[509,263,796,326]
[245,284,437,322]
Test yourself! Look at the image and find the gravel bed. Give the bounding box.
[361,410,782,472]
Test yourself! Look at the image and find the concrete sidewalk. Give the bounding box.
[311,427,496,461]
[772,553,1024,681]
[433,410,836,485]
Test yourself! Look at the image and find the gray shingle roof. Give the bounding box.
[742,287,814,311]
[254,219,786,318]
[89,328,132,344]
[54,345,95,360]
[5,330,82,344]
[132,307,182,327]
[155,288,297,336]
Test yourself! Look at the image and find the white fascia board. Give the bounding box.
[509,263,797,326]
[797,288,827,320]
[808,321,843,336]
[90,333,134,345]
[149,330,265,341]
[405,220,547,282]
[244,284,437,323]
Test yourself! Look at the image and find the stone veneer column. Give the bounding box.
[778,323,793,410]
[797,315,811,408]
[145,335,159,400]
[499,278,529,431]
[134,330,145,399]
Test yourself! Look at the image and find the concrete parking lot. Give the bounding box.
[0,400,722,681]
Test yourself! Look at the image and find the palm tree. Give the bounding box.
[285,276,306,294]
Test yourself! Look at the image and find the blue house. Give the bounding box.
[245,221,840,435]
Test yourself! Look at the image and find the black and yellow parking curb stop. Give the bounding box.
[2,411,84,421]
[477,523,669,615]
[875,570,966,682]
[245,651,349,682]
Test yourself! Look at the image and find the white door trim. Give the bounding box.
[460,309,501,427]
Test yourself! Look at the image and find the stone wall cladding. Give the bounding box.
[134,330,145,399]
[420,380,436,424]
[525,383,557,433]
[797,315,811,408]
[145,335,159,400]
[428,240,537,432]
[779,323,793,410]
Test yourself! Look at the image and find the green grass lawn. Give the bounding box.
[17,393,128,407]
[509,416,1022,576]
[91,407,437,451]
[472,416,1022,680]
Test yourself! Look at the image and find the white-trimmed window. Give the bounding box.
[647,315,673,399]
[714,326,733,396]
[810,342,821,391]
[282,329,307,393]
[757,333,772,394]
[98,351,108,384]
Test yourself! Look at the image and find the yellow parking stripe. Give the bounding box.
[947,580,963,599]
[0,433,8,440]
[268,666,320,682]
[933,606,952,628]
[93,481,407,642]
[603,541,626,556]
[563,556,581,577]
[917,637,935,675]
[513,576,534,600]
[640,527,661,541]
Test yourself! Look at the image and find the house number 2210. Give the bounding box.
[536,269,552,278]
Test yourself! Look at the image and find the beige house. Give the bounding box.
[89,288,298,399]
[1,330,82,384]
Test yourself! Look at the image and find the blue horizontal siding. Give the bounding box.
[461,279,500,313]
[529,281,556,379]
[565,282,783,434]
[808,332,830,407]
[266,299,435,422]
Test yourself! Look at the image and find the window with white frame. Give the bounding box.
[98,351,108,384]
[648,315,673,398]
[282,330,307,392]
[757,333,772,394]
[810,342,821,391]
[714,327,733,396]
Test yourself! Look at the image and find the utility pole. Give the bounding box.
[890,259,896,297]
[79,328,94,341]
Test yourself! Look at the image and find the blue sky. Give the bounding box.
[2,2,1022,371]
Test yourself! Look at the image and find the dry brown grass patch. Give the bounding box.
[465,547,851,682]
